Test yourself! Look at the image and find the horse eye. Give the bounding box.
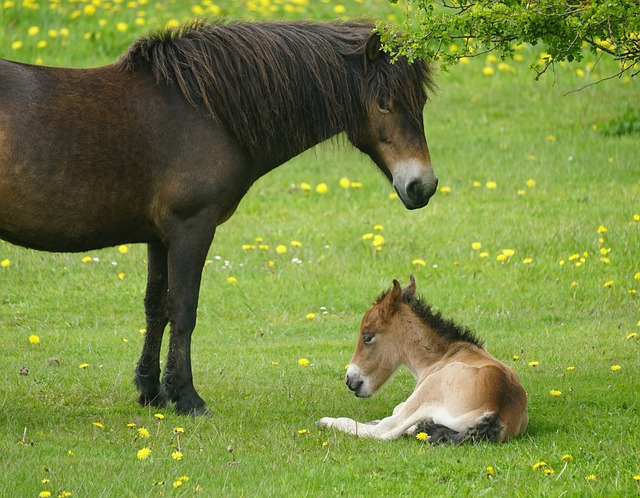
[363,334,375,345]
[377,99,392,114]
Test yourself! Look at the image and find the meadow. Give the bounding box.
[1,0,639,496]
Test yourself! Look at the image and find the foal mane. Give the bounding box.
[376,289,484,348]
[118,19,433,159]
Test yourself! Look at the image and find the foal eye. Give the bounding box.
[363,334,375,345]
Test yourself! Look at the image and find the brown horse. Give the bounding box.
[0,21,438,415]
[317,277,528,442]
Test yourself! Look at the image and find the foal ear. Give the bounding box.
[364,32,382,70]
[402,275,417,300]
[380,279,403,321]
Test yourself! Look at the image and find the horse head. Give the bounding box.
[345,277,417,397]
[349,35,438,210]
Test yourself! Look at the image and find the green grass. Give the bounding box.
[1,1,639,496]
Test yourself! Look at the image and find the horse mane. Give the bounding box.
[375,289,484,348]
[117,19,434,159]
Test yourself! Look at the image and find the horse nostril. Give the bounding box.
[346,377,363,393]
[407,177,438,201]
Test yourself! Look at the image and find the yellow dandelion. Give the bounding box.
[562,454,574,463]
[118,245,128,254]
[502,249,515,257]
[154,413,165,420]
[81,256,92,263]
[439,186,452,195]
[412,259,426,266]
[416,432,428,442]
[92,422,104,428]
[388,192,398,200]
[173,427,185,434]
[350,181,363,189]
[482,66,495,76]
[611,364,621,371]
[479,252,489,258]
[597,225,607,234]
[1,259,10,268]
[11,41,23,50]
[118,272,125,280]
[587,474,597,481]
[513,355,520,360]
[528,361,539,367]
[116,22,128,32]
[566,365,576,371]
[306,313,315,320]
[137,447,151,460]
[533,461,547,470]
[339,177,351,188]
[297,429,308,435]
[526,179,536,188]
[28,335,40,344]
[546,135,556,142]
[372,235,385,247]
[603,280,614,288]
[171,451,183,460]
[333,4,346,14]
[496,254,507,262]
[486,466,495,477]
[315,183,329,194]
[472,180,481,187]
[137,427,150,438]
[28,26,40,36]
[78,363,89,369]
[276,244,287,254]
[627,332,638,340]
[38,492,52,498]
[544,468,555,475]
[471,242,482,250]
[298,358,310,367]
[486,181,497,189]
[362,233,373,240]
[373,224,384,231]
[550,390,562,397]
[226,276,238,284]
[523,258,533,264]
[291,240,303,247]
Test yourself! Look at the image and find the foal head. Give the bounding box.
[345,276,420,397]
[349,35,438,210]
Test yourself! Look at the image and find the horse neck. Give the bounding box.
[398,308,454,381]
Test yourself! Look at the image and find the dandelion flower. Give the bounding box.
[373,224,384,231]
[372,235,385,247]
[611,365,621,371]
[479,252,489,258]
[350,181,363,189]
[226,276,238,284]
[502,249,515,257]
[78,363,89,369]
[1,259,10,268]
[533,461,548,470]
[486,466,495,477]
[116,22,128,32]
[486,181,497,189]
[306,313,315,320]
[173,427,185,434]
[137,447,151,460]
[291,240,303,247]
[38,492,51,498]
[482,66,495,76]
[154,413,164,420]
[412,259,426,266]
[627,332,638,340]
[300,182,312,192]
[339,177,351,188]
[297,429,308,435]
[471,242,482,250]
[587,474,597,481]
[28,335,40,344]
[118,245,128,254]
[528,361,539,367]
[440,186,452,195]
[523,258,533,264]
[562,454,574,463]
[92,422,104,428]
[276,245,287,254]
[298,358,310,367]
[415,432,428,442]
[566,366,576,371]
[333,4,346,14]
[171,451,183,461]
[362,233,373,240]
[544,468,555,475]
[603,280,614,288]
[550,390,562,397]
[315,183,328,194]
[137,427,150,438]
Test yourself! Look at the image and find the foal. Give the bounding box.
[317,277,528,443]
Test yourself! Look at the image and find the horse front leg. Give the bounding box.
[162,223,216,416]
[135,243,169,408]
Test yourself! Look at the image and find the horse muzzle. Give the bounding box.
[392,160,439,210]
[345,365,371,398]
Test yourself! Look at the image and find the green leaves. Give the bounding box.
[380,0,640,80]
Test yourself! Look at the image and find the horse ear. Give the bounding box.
[402,275,417,300]
[380,279,403,321]
[364,32,382,70]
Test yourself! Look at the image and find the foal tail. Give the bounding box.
[413,412,505,445]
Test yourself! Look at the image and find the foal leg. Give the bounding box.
[162,224,216,416]
[135,243,169,408]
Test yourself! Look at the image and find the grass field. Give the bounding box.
[1,1,639,496]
